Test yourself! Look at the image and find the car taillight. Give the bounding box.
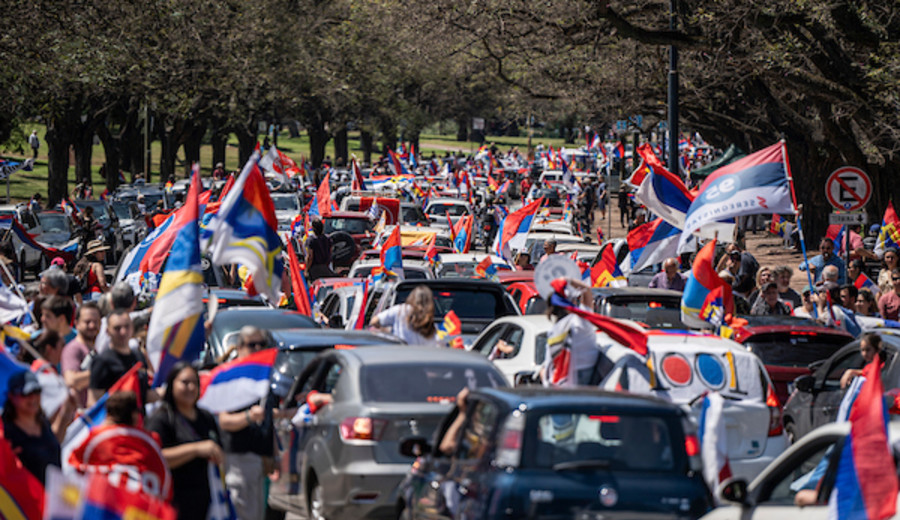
[766,384,783,437]
[684,434,700,457]
[496,411,525,468]
[682,418,703,473]
[339,417,387,441]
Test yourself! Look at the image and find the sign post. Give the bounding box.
[825,166,871,269]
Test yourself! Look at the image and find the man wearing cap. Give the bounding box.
[792,286,817,318]
[750,282,791,316]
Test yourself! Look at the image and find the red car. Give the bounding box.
[506,280,545,315]
[730,321,854,404]
[496,270,534,289]
[323,211,375,269]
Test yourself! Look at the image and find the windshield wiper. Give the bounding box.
[552,459,611,471]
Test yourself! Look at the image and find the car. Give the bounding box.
[782,333,900,443]
[556,242,604,263]
[310,277,364,313]
[522,233,586,263]
[268,328,403,400]
[267,346,508,520]
[34,210,80,258]
[507,281,544,315]
[316,285,359,328]
[363,279,521,346]
[347,259,434,280]
[203,307,318,363]
[323,211,375,269]
[704,420,900,520]
[397,387,713,520]
[434,253,512,279]
[496,270,534,288]
[372,225,455,251]
[113,185,171,210]
[424,198,472,228]
[400,202,429,226]
[0,203,45,278]
[270,193,301,232]
[469,315,552,385]
[591,287,687,329]
[729,324,853,405]
[75,199,124,264]
[109,201,148,248]
[339,195,401,225]
[599,331,789,482]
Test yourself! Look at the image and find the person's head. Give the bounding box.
[84,239,108,262]
[847,258,865,282]
[163,361,200,413]
[237,326,267,357]
[105,391,140,426]
[215,162,224,170]
[50,257,65,269]
[110,282,136,311]
[755,267,773,289]
[860,333,883,364]
[405,285,436,338]
[821,265,839,283]
[839,284,858,309]
[856,289,878,316]
[801,285,815,309]
[892,268,900,294]
[39,268,68,296]
[40,296,74,334]
[311,218,324,236]
[882,248,899,269]
[816,282,841,307]
[83,206,94,217]
[819,237,835,259]
[761,281,780,307]
[773,265,793,290]
[726,243,743,255]
[663,258,679,278]
[32,193,41,202]
[33,330,64,364]
[543,239,557,255]
[107,309,133,351]
[515,251,531,267]
[3,370,41,422]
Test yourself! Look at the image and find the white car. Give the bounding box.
[270,193,300,233]
[703,420,900,520]
[347,258,434,280]
[469,315,553,385]
[423,198,472,228]
[315,285,358,329]
[599,332,789,483]
[556,243,604,263]
[522,232,586,262]
[435,253,512,278]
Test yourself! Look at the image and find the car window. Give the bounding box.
[325,217,369,235]
[599,297,684,328]
[455,400,499,461]
[475,325,506,358]
[322,362,343,395]
[525,296,546,315]
[531,414,675,471]
[361,364,505,403]
[395,287,509,321]
[271,196,298,211]
[825,352,864,387]
[758,438,838,505]
[499,326,525,359]
[744,333,851,367]
[534,333,547,365]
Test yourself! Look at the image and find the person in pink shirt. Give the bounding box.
[839,224,878,261]
[877,269,900,321]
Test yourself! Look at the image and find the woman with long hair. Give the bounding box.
[370,285,439,346]
[146,362,223,519]
[2,371,60,484]
[878,247,899,295]
[73,240,109,300]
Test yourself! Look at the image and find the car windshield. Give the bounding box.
[427,203,467,216]
[401,206,426,224]
[324,217,369,235]
[352,266,428,280]
[81,202,110,224]
[212,312,316,341]
[110,203,132,220]
[361,363,505,403]
[39,214,69,233]
[395,286,507,321]
[271,196,298,211]
[743,333,851,367]
[437,261,510,278]
[600,297,685,329]
[529,413,677,472]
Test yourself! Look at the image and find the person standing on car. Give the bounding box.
[217,326,274,520]
[305,218,335,281]
[370,285,440,347]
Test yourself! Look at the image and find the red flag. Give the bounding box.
[81,473,175,520]
[286,239,311,316]
[0,424,44,520]
[316,173,332,218]
[139,169,203,274]
[354,280,369,330]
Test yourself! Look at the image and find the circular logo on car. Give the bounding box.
[599,486,618,507]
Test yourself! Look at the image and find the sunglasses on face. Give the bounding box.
[242,341,266,349]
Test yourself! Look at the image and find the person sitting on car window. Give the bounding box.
[370,285,440,347]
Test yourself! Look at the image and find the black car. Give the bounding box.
[397,387,713,519]
[591,287,686,329]
[782,333,900,443]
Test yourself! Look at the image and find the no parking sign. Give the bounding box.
[825,167,871,212]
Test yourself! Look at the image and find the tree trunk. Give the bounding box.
[211,121,228,169]
[45,119,72,206]
[379,118,397,156]
[334,127,348,167]
[360,130,373,165]
[455,116,468,142]
[307,120,329,168]
[234,122,257,166]
[182,122,205,176]
[72,123,95,188]
[95,121,121,191]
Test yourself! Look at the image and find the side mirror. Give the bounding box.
[717,477,750,506]
[794,374,816,393]
[399,436,431,457]
[514,371,538,387]
[329,314,344,329]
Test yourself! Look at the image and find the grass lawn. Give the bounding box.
[1,123,570,203]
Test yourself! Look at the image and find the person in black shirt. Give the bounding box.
[147,362,223,520]
[306,218,335,281]
[88,310,150,407]
[2,371,60,484]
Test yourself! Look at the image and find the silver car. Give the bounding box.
[268,346,508,520]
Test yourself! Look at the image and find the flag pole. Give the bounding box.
[780,140,817,318]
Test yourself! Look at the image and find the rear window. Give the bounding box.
[361,364,505,403]
[599,297,685,329]
[325,217,369,235]
[427,203,468,216]
[529,413,678,472]
[395,287,510,321]
[744,333,852,367]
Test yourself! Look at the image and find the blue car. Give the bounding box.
[397,387,713,519]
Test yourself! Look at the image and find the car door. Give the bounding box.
[445,398,501,520]
[810,350,864,430]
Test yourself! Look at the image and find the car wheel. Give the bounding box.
[785,421,797,444]
[37,254,49,274]
[308,478,327,520]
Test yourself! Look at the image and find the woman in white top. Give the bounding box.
[370,286,440,346]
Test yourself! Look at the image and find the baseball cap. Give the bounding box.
[8,370,41,396]
[50,257,65,267]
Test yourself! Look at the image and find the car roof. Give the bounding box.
[732,324,853,342]
[336,345,496,366]
[326,211,370,219]
[394,278,504,290]
[438,253,510,264]
[271,329,401,350]
[591,287,684,299]
[642,331,749,353]
[475,387,683,414]
[427,198,470,205]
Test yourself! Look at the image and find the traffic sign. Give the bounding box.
[825,167,871,212]
[828,212,868,225]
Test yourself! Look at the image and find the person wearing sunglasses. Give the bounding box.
[217,326,274,520]
[2,371,60,485]
[877,269,900,321]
